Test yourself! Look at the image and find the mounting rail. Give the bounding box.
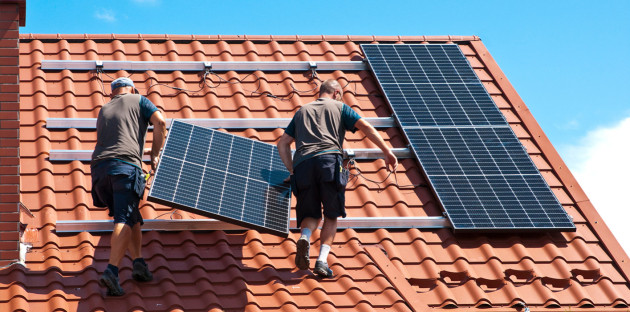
[48,148,413,162]
[46,117,396,129]
[41,60,368,72]
[56,216,449,233]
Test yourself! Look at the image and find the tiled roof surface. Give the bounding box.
[1,34,628,311]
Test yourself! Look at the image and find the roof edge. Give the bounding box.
[18,34,481,42]
[468,40,630,284]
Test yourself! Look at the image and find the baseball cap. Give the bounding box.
[111,77,135,91]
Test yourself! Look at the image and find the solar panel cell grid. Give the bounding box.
[148,120,292,237]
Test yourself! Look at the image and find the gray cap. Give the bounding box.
[111,77,135,91]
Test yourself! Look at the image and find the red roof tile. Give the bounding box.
[1,34,628,311]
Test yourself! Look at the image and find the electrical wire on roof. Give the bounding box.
[94,70,108,106]
[154,209,189,220]
[93,66,373,104]
[206,71,264,96]
[345,157,427,192]
[145,70,209,95]
[100,70,133,80]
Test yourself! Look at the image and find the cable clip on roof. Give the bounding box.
[309,61,318,80]
[345,149,356,165]
[203,61,212,74]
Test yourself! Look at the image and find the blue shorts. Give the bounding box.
[91,159,145,227]
[293,154,347,226]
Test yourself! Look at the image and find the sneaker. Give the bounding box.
[132,261,154,282]
[295,236,310,270]
[99,268,125,296]
[314,260,333,278]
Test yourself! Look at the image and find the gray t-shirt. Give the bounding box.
[285,98,361,168]
[91,93,158,169]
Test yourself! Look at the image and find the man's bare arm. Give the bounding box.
[277,133,295,174]
[149,111,167,171]
[354,118,398,171]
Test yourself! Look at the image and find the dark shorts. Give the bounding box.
[293,154,348,226]
[91,159,146,227]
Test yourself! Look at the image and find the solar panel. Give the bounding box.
[362,44,506,127]
[147,120,292,237]
[362,44,574,232]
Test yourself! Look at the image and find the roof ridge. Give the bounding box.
[19,34,481,42]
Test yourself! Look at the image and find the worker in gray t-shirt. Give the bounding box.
[92,77,166,296]
[277,79,397,278]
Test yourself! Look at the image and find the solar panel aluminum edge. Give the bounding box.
[147,120,292,237]
[361,44,575,233]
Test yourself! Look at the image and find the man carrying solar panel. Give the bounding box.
[91,77,167,296]
[277,79,398,278]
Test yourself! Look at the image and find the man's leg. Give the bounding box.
[300,217,319,235]
[110,223,132,267]
[319,216,337,247]
[129,222,153,282]
[313,217,337,278]
[100,222,130,296]
[294,158,321,270]
[295,217,319,270]
[128,222,142,259]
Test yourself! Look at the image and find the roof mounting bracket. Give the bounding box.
[95,60,103,72]
[308,61,317,69]
[346,149,355,158]
[203,61,212,73]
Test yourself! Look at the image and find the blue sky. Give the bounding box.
[22,0,630,251]
[23,0,629,148]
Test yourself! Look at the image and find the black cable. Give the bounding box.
[145,71,207,94]
[94,71,108,105]
[95,68,374,104]
[345,157,427,192]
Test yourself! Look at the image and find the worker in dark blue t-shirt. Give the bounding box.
[277,79,397,278]
[91,77,166,296]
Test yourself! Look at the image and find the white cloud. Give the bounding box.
[561,117,630,256]
[95,9,116,23]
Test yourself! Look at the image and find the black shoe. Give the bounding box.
[314,260,333,278]
[295,236,310,270]
[132,261,154,282]
[99,268,125,296]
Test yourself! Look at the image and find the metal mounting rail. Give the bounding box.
[48,148,413,162]
[41,60,368,72]
[55,216,449,233]
[46,117,396,129]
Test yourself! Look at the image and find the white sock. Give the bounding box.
[317,244,331,263]
[300,228,312,240]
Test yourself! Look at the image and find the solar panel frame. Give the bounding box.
[147,120,292,237]
[362,44,575,233]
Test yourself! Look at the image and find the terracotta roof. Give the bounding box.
[1,34,628,311]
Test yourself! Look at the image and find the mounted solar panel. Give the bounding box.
[362,44,574,232]
[147,120,292,237]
